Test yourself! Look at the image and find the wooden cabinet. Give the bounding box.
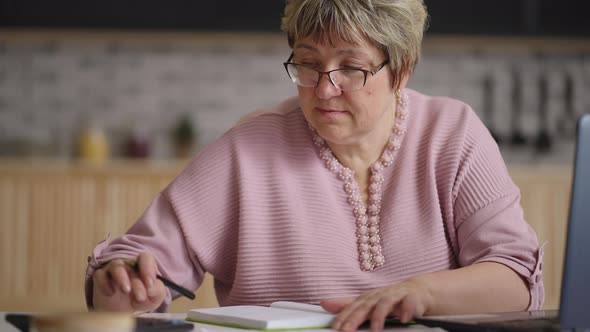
[510,166,571,309]
[0,159,218,312]
[0,160,572,312]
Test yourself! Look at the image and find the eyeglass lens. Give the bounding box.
[287,64,365,91]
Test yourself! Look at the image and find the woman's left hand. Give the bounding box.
[320,278,433,332]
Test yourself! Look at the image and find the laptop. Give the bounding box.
[416,113,590,332]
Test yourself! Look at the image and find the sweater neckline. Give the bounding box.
[309,91,410,271]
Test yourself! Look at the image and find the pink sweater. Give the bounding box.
[86,89,544,312]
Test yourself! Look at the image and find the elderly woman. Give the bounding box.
[87,0,543,331]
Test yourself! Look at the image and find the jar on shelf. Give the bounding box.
[79,122,110,163]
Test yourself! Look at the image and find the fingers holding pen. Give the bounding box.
[92,255,168,312]
[130,276,148,303]
[136,252,159,291]
[136,253,170,304]
[107,259,133,294]
[104,254,158,294]
[131,253,165,304]
[146,278,166,300]
[105,258,154,306]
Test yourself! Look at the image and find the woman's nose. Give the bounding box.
[315,74,342,100]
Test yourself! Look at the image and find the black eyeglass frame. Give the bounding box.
[283,53,390,91]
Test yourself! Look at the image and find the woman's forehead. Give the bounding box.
[296,30,366,47]
[293,35,380,57]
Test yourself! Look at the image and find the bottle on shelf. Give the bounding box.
[79,120,110,163]
[125,125,151,159]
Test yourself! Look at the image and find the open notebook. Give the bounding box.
[416,113,590,331]
[186,301,334,330]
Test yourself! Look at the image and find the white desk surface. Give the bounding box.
[1,312,443,332]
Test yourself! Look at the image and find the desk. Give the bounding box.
[0,312,443,332]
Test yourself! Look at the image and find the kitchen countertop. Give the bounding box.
[0,158,190,175]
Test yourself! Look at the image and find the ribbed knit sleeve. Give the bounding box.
[85,192,203,312]
[449,105,544,310]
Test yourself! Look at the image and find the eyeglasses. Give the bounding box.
[283,54,390,92]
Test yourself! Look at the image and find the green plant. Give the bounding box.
[174,114,194,146]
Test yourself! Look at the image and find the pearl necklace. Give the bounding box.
[311,92,409,271]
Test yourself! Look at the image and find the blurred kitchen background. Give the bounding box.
[0,0,589,313]
[0,0,589,162]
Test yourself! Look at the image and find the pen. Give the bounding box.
[131,262,196,300]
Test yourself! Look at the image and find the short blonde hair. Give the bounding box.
[281,0,428,89]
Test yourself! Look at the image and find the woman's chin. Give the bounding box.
[313,127,350,145]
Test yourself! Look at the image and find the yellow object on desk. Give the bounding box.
[79,126,110,163]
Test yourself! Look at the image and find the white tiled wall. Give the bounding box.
[0,34,588,163]
[0,38,296,159]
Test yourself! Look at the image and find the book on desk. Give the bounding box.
[186,301,335,330]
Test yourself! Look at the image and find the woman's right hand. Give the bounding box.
[92,252,167,312]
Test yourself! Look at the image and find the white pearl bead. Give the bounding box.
[371,162,383,173]
[369,193,380,203]
[371,173,383,183]
[348,194,361,204]
[344,183,354,194]
[369,183,379,193]
[353,208,366,217]
[358,215,368,225]
[339,168,353,180]
[358,226,368,235]
[368,204,379,214]
[382,152,393,162]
